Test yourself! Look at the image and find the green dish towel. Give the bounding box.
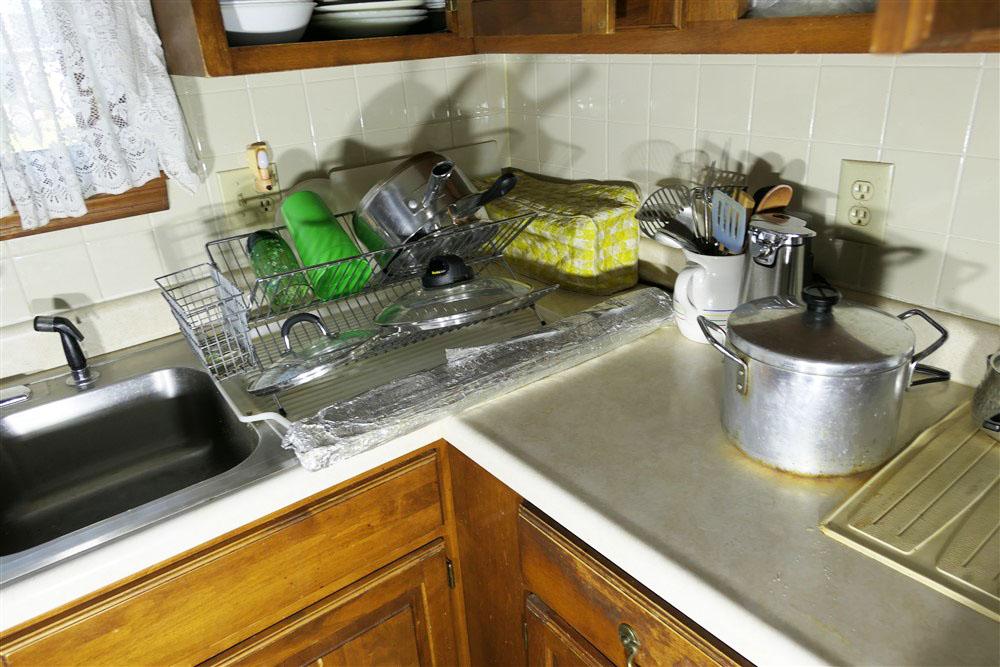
[281,191,372,300]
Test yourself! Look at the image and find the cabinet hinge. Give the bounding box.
[523,621,528,648]
[446,558,456,589]
[446,0,458,11]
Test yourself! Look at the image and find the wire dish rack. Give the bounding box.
[156,212,539,386]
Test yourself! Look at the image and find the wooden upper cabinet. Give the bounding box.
[152,0,996,77]
[150,0,474,76]
[871,0,1000,52]
[470,0,613,36]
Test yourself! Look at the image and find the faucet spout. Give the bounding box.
[34,316,97,387]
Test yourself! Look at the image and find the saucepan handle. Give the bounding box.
[281,313,329,353]
[697,316,748,395]
[898,309,950,386]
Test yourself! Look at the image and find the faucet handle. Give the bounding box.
[34,315,85,341]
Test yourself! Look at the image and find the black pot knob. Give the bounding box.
[802,283,840,315]
[422,254,474,288]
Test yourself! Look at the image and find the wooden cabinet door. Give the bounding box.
[872,0,1000,52]
[526,594,613,667]
[204,541,459,667]
[520,506,742,667]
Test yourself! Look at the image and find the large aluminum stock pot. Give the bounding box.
[698,285,950,476]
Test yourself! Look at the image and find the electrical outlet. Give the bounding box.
[848,205,871,225]
[851,180,873,201]
[217,166,279,231]
[835,160,893,243]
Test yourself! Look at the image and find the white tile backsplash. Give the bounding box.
[968,70,999,158]
[649,64,698,128]
[305,78,364,138]
[952,157,1000,243]
[812,66,892,145]
[750,66,818,139]
[4,50,999,359]
[508,52,1000,324]
[884,67,979,153]
[935,238,1000,323]
[696,65,754,134]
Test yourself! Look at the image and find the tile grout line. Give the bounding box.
[930,64,988,309]
[299,70,323,172]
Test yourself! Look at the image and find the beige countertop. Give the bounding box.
[2,294,996,665]
[454,325,997,666]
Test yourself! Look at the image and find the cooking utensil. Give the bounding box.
[449,171,518,221]
[353,152,516,273]
[738,212,815,305]
[710,189,747,254]
[248,313,378,395]
[374,255,556,331]
[653,227,703,254]
[689,186,711,241]
[698,284,950,476]
[753,184,794,213]
[637,184,690,233]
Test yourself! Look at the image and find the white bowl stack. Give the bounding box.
[220,0,317,46]
[311,0,430,38]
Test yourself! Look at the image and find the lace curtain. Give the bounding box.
[0,0,201,230]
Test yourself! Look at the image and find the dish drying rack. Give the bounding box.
[156,212,538,389]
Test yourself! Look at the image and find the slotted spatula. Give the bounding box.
[711,189,747,254]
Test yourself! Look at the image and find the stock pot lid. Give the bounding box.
[727,285,916,376]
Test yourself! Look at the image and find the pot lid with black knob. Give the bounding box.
[374,254,554,331]
[725,285,918,376]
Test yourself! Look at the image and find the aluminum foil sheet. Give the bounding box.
[282,287,675,470]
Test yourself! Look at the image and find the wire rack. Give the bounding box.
[156,212,539,387]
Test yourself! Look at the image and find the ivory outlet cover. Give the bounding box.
[217,166,280,232]
[835,159,893,244]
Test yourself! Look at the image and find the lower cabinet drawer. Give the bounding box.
[1,452,445,667]
[519,505,741,667]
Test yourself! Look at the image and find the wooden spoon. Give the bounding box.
[753,184,793,214]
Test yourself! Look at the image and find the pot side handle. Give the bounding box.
[898,309,951,387]
[697,316,748,395]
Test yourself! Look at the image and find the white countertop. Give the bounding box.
[2,327,996,666]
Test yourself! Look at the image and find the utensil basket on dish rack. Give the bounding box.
[156,211,539,387]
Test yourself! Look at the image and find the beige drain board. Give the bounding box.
[822,403,1000,621]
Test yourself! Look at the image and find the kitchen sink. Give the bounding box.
[0,340,295,583]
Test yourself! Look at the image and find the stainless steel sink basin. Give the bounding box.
[0,339,294,583]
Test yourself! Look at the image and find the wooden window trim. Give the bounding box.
[0,173,169,241]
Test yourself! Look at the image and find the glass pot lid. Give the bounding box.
[374,254,539,331]
[249,313,376,395]
[726,285,917,377]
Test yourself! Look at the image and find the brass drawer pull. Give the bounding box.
[618,623,640,666]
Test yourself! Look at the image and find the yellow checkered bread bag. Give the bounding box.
[482,169,640,295]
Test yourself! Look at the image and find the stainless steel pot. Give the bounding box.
[353,152,517,272]
[698,285,950,476]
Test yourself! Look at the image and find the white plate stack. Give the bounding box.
[311,0,429,37]
[220,0,317,46]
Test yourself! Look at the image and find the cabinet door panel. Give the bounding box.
[1,452,444,667]
[526,594,612,667]
[519,505,741,667]
[206,541,457,667]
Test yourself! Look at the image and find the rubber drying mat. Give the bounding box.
[822,402,999,621]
